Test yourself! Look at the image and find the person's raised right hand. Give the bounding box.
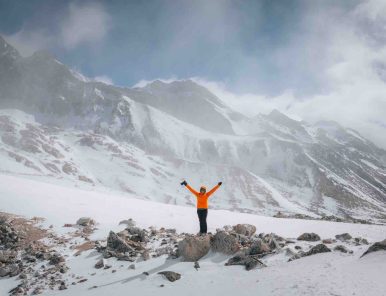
[180,180,187,186]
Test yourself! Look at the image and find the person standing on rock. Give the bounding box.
[180,180,222,234]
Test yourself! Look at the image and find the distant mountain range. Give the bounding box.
[1,35,385,222]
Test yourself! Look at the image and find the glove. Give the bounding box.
[218,182,222,186]
[181,180,187,186]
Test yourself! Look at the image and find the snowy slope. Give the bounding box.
[0,35,385,221]
[0,174,386,296]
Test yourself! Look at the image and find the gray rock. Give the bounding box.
[361,239,386,257]
[0,264,20,277]
[248,239,270,255]
[158,271,181,282]
[304,244,331,256]
[94,259,104,269]
[0,250,17,263]
[59,282,67,290]
[107,231,132,253]
[119,218,136,227]
[126,226,148,242]
[49,253,65,265]
[297,233,321,242]
[178,235,211,262]
[354,237,369,245]
[76,217,95,227]
[334,245,353,254]
[232,224,256,237]
[289,244,331,261]
[335,233,352,241]
[0,266,9,277]
[225,253,266,271]
[211,231,239,254]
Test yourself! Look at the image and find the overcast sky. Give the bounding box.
[1,0,386,148]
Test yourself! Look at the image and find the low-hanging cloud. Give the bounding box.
[61,2,111,49]
[4,1,111,56]
[194,0,386,149]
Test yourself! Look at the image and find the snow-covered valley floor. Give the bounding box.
[1,174,386,296]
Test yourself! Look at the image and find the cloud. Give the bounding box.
[3,1,111,56]
[132,77,179,88]
[61,2,111,49]
[93,75,114,85]
[192,0,386,149]
[4,28,53,57]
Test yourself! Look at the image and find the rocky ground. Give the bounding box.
[1,211,385,295]
[273,211,376,225]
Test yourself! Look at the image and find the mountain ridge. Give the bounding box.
[0,35,385,222]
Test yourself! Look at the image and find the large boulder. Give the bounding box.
[248,239,270,255]
[211,231,239,254]
[361,239,386,258]
[297,233,321,242]
[232,224,256,237]
[178,235,211,262]
[107,231,132,253]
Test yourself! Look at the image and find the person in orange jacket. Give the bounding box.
[181,180,222,234]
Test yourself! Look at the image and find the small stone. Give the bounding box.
[78,278,88,283]
[76,217,95,227]
[48,253,65,265]
[335,233,352,241]
[142,271,149,276]
[95,259,104,269]
[194,261,200,269]
[59,282,67,290]
[158,271,181,282]
[128,264,136,270]
[334,245,353,254]
[322,239,334,244]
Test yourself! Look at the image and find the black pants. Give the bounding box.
[197,209,208,234]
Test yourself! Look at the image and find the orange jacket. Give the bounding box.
[185,184,220,209]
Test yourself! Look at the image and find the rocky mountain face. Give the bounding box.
[0,36,385,222]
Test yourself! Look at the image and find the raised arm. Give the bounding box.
[207,182,222,197]
[185,184,199,196]
[181,180,199,195]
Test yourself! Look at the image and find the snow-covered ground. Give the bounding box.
[1,174,386,296]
